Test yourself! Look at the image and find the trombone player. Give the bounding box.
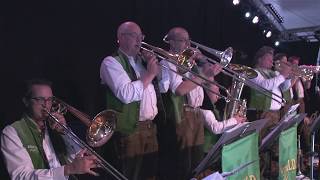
[1,78,99,180]
[157,27,245,180]
[100,21,160,180]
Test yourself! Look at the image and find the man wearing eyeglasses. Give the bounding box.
[1,78,99,179]
[157,27,245,180]
[100,21,160,180]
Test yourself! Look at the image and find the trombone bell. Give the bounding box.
[87,110,117,147]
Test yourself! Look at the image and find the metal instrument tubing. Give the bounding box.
[45,110,128,180]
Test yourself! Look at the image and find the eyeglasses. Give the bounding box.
[121,32,145,40]
[172,38,190,43]
[30,96,55,105]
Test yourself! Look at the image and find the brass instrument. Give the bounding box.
[44,98,127,180]
[274,61,320,81]
[163,35,286,105]
[51,97,116,147]
[141,42,235,103]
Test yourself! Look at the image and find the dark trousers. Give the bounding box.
[115,121,158,180]
[158,107,204,180]
[256,110,281,178]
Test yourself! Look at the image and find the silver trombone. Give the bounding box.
[163,35,286,105]
[43,101,128,180]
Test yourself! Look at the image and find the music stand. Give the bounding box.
[307,114,320,180]
[259,113,306,152]
[192,119,268,177]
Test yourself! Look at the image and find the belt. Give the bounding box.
[183,104,200,112]
[137,120,154,129]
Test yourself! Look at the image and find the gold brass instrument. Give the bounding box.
[44,98,127,180]
[274,61,320,81]
[51,97,116,147]
[163,35,286,105]
[141,42,235,103]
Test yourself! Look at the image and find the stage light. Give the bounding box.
[274,41,280,46]
[245,12,251,18]
[232,0,240,5]
[252,16,259,24]
[265,30,272,38]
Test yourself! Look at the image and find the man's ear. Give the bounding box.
[22,97,29,107]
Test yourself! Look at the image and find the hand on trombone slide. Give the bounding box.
[64,149,100,176]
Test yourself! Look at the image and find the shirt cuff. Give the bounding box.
[53,166,68,180]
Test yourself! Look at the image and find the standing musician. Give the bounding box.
[99,21,160,180]
[249,46,292,127]
[157,27,245,180]
[249,46,292,177]
[273,53,298,116]
[1,78,99,180]
[288,56,312,114]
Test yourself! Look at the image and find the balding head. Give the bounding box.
[117,21,143,56]
[167,27,190,53]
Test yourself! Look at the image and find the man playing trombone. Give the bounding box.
[1,78,99,180]
[100,21,160,180]
[158,27,246,180]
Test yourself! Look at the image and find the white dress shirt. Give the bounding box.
[159,60,237,133]
[200,109,237,134]
[1,124,80,180]
[250,70,291,110]
[100,51,158,121]
[159,60,204,108]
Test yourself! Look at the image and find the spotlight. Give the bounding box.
[265,31,272,38]
[252,16,259,24]
[232,0,240,5]
[274,41,280,46]
[245,12,251,18]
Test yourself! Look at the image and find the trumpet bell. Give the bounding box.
[86,110,117,147]
[228,64,258,79]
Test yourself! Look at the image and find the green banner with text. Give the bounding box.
[279,125,297,180]
[222,132,260,180]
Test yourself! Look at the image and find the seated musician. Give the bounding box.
[1,78,99,180]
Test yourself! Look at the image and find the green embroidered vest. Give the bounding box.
[249,68,275,111]
[11,115,67,169]
[105,50,140,134]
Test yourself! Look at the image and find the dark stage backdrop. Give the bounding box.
[0,0,319,178]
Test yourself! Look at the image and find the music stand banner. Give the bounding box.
[279,125,297,180]
[222,132,260,180]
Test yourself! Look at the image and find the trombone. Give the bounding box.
[163,35,286,105]
[44,98,128,180]
[141,42,235,103]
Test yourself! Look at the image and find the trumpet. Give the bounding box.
[274,61,320,81]
[44,98,127,180]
